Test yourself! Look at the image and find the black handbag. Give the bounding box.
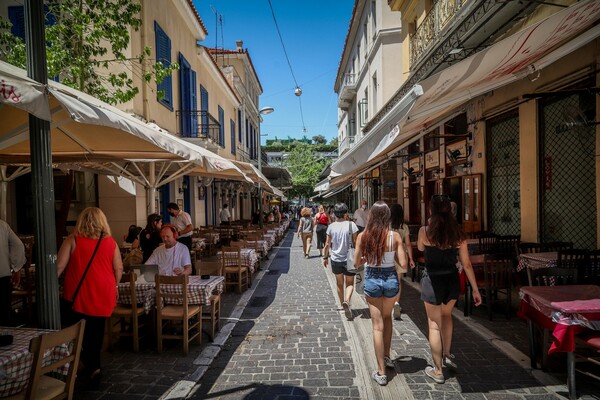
[61,232,104,327]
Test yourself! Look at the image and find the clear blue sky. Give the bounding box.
[192,1,354,145]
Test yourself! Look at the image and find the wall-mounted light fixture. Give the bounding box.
[178,181,188,194]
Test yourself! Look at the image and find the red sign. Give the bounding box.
[543,157,552,191]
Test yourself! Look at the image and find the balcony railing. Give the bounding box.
[339,73,357,102]
[410,0,466,67]
[339,135,356,155]
[176,110,223,147]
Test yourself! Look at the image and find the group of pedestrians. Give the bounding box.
[310,196,482,387]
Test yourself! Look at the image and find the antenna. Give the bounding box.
[210,5,218,51]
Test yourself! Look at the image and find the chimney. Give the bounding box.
[236,40,243,51]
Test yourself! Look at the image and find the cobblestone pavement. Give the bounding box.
[76,226,598,399]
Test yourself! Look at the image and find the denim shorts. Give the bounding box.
[364,267,399,298]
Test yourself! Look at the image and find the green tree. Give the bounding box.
[312,135,326,144]
[283,145,329,199]
[329,137,338,147]
[0,0,176,105]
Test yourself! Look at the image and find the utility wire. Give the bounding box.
[266,0,307,133]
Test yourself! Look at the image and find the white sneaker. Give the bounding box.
[443,354,457,369]
[342,302,352,320]
[372,371,387,386]
[384,356,395,369]
[393,302,402,320]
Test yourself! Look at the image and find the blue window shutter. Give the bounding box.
[8,6,25,40]
[238,109,242,142]
[200,85,209,136]
[191,71,198,137]
[230,119,236,155]
[218,106,225,147]
[250,124,254,159]
[154,22,172,109]
[245,118,249,151]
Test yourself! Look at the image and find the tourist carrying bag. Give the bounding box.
[61,232,104,327]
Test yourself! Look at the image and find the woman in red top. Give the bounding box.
[314,205,329,257]
[57,207,123,387]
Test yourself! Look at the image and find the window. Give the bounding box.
[245,118,249,149]
[238,109,242,142]
[178,53,197,137]
[230,119,236,155]
[155,22,173,109]
[200,85,209,137]
[372,73,378,112]
[363,22,368,54]
[357,44,361,69]
[358,98,368,127]
[218,106,225,147]
[8,5,56,41]
[371,1,377,39]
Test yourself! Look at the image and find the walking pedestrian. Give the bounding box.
[417,195,482,384]
[314,205,329,257]
[354,201,407,386]
[0,219,25,326]
[296,207,314,258]
[390,204,415,320]
[322,203,358,320]
[353,200,369,233]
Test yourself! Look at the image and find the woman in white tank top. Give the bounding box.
[354,201,407,386]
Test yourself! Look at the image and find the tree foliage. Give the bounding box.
[312,134,326,144]
[0,0,177,105]
[283,145,330,199]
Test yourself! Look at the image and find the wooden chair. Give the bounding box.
[221,247,249,293]
[109,271,150,352]
[517,242,544,255]
[584,249,600,284]
[542,241,573,252]
[477,232,498,254]
[155,274,201,355]
[199,260,222,340]
[7,320,85,400]
[495,235,520,258]
[528,267,578,287]
[557,249,588,279]
[468,254,513,320]
[569,331,600,399]
[229,240,245,249]
[12,235,35,324]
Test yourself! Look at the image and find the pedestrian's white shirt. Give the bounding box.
[171,211,192,238]
[146,242,191,276]
[354,208,368,227]
[220,208,231,223]
[326,221,358,263]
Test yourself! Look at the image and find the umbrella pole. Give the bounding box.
[26,0,61,329]
[148,162,156,214]
[0,166,7,222]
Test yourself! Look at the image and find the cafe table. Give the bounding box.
[0,327,70,397]
[244,240,269,258]
[117,275,225,313]
[218,248,259,274]
[518,285,600,399]
[516,251,558,273]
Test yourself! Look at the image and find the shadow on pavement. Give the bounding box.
[197,382,310,399]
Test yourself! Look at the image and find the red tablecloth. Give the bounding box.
[518,285,600,354]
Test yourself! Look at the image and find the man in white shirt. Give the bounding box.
[220,204,231,226]
[0,219,26,325]
[167,202,193,251]
[146,225,192,276]
[353,200,369,233]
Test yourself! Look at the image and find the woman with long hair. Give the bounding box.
[354,201,407,386]
[296,207,314,258]
[57,207,123,387]
[138,213,163,263]
[314,205,329,257]
[389,204,415,320]
[417,195,482,384]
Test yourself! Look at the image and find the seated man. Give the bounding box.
[145,225,192,276]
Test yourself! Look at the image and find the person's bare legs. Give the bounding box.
[424,302,444,376]
[335,273,345,305]
[344,274,354,304]
[382,296,397,359]
[441,300,456,358]
[367,296,386,376]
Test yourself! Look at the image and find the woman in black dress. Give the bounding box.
[139,213,163,263]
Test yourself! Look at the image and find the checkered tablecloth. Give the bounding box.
[218,249,258,273]
[203,233,220,244]
[263,234,276,248]
[192,237,207,250]
[118,276,224,310]
[0,327,70,397]
[245,240,269,257]
[516,252,558,272]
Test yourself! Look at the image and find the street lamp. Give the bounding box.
[258,106,274,228]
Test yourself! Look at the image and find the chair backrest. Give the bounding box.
[478,232,499,254]
[119,271,139,307]
[156,274,189,307]
[496,235,520,257]
[221,247,242,269]
[529,267,578,286]
[542,241,573,252]
[200,260,222,276]
[585,249,600,284]
[229,240,245,249]
[517,242,544,255]
[483,253,513,289]
[557,248,588,270]
[26,319,86,400]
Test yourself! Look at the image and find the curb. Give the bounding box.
[159,233,286,400]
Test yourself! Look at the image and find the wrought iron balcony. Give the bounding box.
[338,135,356,156]
[176,110,223,148]
[410,0,466,67]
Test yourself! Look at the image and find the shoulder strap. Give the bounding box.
[348,221,354,248]
[70,231,104,302]
[389,231,394,252]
